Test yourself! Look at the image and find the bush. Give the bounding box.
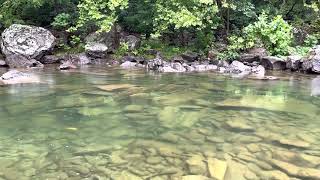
[220,13,294,60]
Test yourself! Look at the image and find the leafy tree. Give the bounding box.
[69,0,128,33]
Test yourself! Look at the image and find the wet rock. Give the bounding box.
[181,175,211,180]
[246,144,261,153]
[186,155,207,175]
[120,61,140,68]
[64,53,91,65]
[260,170,290,180]
[269,159,320,179]
[0,70,40,85]
[207,158,227,180]
[73,145,112,156]
[146,156,162,165]
[206,136,225,143]
[225,119,255,132]
[147,53,164,71]
[272,149,320,168]
[225,61,251,75]
[251,65,265,78]
[302,45,320,73]
[85,43,109,58]
[124,105,144,113]
[40,55,64,64]
[59,61,77,70]
[5,54,44,68]
[192,64,218,72]
[286,55,302,71]
[159,62,186,73]
[1,24,55,61]
[261,56,287,70]
[277,138,310,148]
[97,84,137,91]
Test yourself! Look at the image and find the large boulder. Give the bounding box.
[260,56,287,70]
[302,45,320,73]
[286,55,302,71]
[85,25,121,57]
[225,61,252,75]
[0,70,40,85]
[5,54,44,68]
[0,24,55,68]
[122,35,140,51]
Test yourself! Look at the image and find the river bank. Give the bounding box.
[0,24,320,86]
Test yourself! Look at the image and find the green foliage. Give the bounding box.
[245,14,293,55]
[113,42,129,58]
[153,0,220,36]
[118,0,156,36]
[69,0,128,33]
[222,13,294,58]
[52,13,72,30]
[290,34,319,56]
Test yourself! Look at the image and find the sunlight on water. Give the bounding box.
[0,66,319,180]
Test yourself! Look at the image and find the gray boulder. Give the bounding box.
[122,35,140,50]
[302,45,320,73]
[191,64,218,72]
[0,70,40,85]
[0,24,55,68]
[286,55,302,71]
[260,56,287,70]
[85,25,121,57]
[251,65,266,78]
[147,53,164,71]
[5,54,44,68]
[85,43,109,58]
[225,61,251,75]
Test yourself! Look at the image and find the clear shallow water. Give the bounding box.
[0,66,319,180]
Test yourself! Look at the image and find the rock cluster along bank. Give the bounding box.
[0,24,320,76]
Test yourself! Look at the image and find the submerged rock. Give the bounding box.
[186,155,207,175]
[268,159,320,179]
[0,70,40,85]
[225,119,255,132]
[207,158,228,180]
[1,24,55,68]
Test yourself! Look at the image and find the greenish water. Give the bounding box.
[0,66,319,180]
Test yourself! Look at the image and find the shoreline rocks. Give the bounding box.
[0,24,55,68]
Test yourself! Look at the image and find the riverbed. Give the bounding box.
[0,66,319,180]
